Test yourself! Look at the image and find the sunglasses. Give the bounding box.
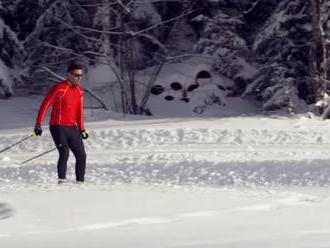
[70,72,83,78]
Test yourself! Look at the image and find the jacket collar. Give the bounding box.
[66,80,79,88]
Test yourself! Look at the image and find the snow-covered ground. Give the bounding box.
[1,94,330,247]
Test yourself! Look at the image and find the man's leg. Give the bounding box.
[49,126,70,180]
[68,127,86,182]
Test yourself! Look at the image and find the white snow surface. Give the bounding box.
[1,96,330,247]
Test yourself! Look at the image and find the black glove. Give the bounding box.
[81,130,89,140]
[34,124,42,136]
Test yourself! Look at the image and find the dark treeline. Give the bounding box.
[0,0,329,114]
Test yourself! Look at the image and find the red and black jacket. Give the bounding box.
[36,81,85,131]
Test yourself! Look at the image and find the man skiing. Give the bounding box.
[34,62,88,183]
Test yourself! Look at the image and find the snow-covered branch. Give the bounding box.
[54,18,102,43]
[116,0,131,13]
[61,9,194,37]
[133,9,194,35]
[242,0,261,15]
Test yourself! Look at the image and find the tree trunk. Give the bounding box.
[139,59,165,114]
[117,15,129,114]
[311,0,328,94]
[128,38,138,114]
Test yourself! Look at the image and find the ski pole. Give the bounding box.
[20,147,57,165]
[0,134,34,154]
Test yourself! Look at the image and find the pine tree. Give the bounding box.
[195,1,252,95]
[243,0,311,112]
[0,0,25,97]
[311,0,330,97]
[16,0,90,80]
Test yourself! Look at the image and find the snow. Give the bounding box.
[2,185,330,248]
[141,57,240,116]
[1,68,330,247]
[1,113,330,247]
[233,56,258,79]
[83,57,245,116]
[85,64,116,85]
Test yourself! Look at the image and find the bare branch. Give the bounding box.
[139,59,166,113]
[134,33,168,54]
[166,53,217,61]
[54,17,102,43]
[133,9,195,36]
[37,40,125,92]
[38,41,75,53]
[42,66,65,81]
[78,1,119,7]
[84,88,110,110]
[116,0,131,13]
[242,0,262,15]
[61,9,194,37]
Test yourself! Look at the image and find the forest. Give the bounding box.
[0,0,330,115]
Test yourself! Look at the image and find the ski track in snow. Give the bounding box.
[2,123,330,191]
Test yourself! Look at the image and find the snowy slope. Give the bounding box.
[1,96,330,247]
[1,114,330,247]
[2,115,330,189]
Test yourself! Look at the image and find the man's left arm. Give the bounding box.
[77,88,88,139]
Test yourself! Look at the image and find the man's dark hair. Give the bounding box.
[67,62,84,72]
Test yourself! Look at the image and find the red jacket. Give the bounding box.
[36,81,85,130]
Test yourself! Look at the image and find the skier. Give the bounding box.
[33,62,89,183]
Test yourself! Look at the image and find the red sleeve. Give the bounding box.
[36,85,58,125]
[77,89,85,131]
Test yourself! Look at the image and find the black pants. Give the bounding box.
[50,125,86,182]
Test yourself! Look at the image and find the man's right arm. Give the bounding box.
[35,85,58,127]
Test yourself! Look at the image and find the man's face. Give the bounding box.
[67,69,83,86]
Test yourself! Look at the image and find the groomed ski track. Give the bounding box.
[1,117,330,190]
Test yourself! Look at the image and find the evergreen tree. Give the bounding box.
[14,0,90,81]
[194,1,252,95]
[2,0,328,115]
[0,0,25,97]
[243,0,311,112]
